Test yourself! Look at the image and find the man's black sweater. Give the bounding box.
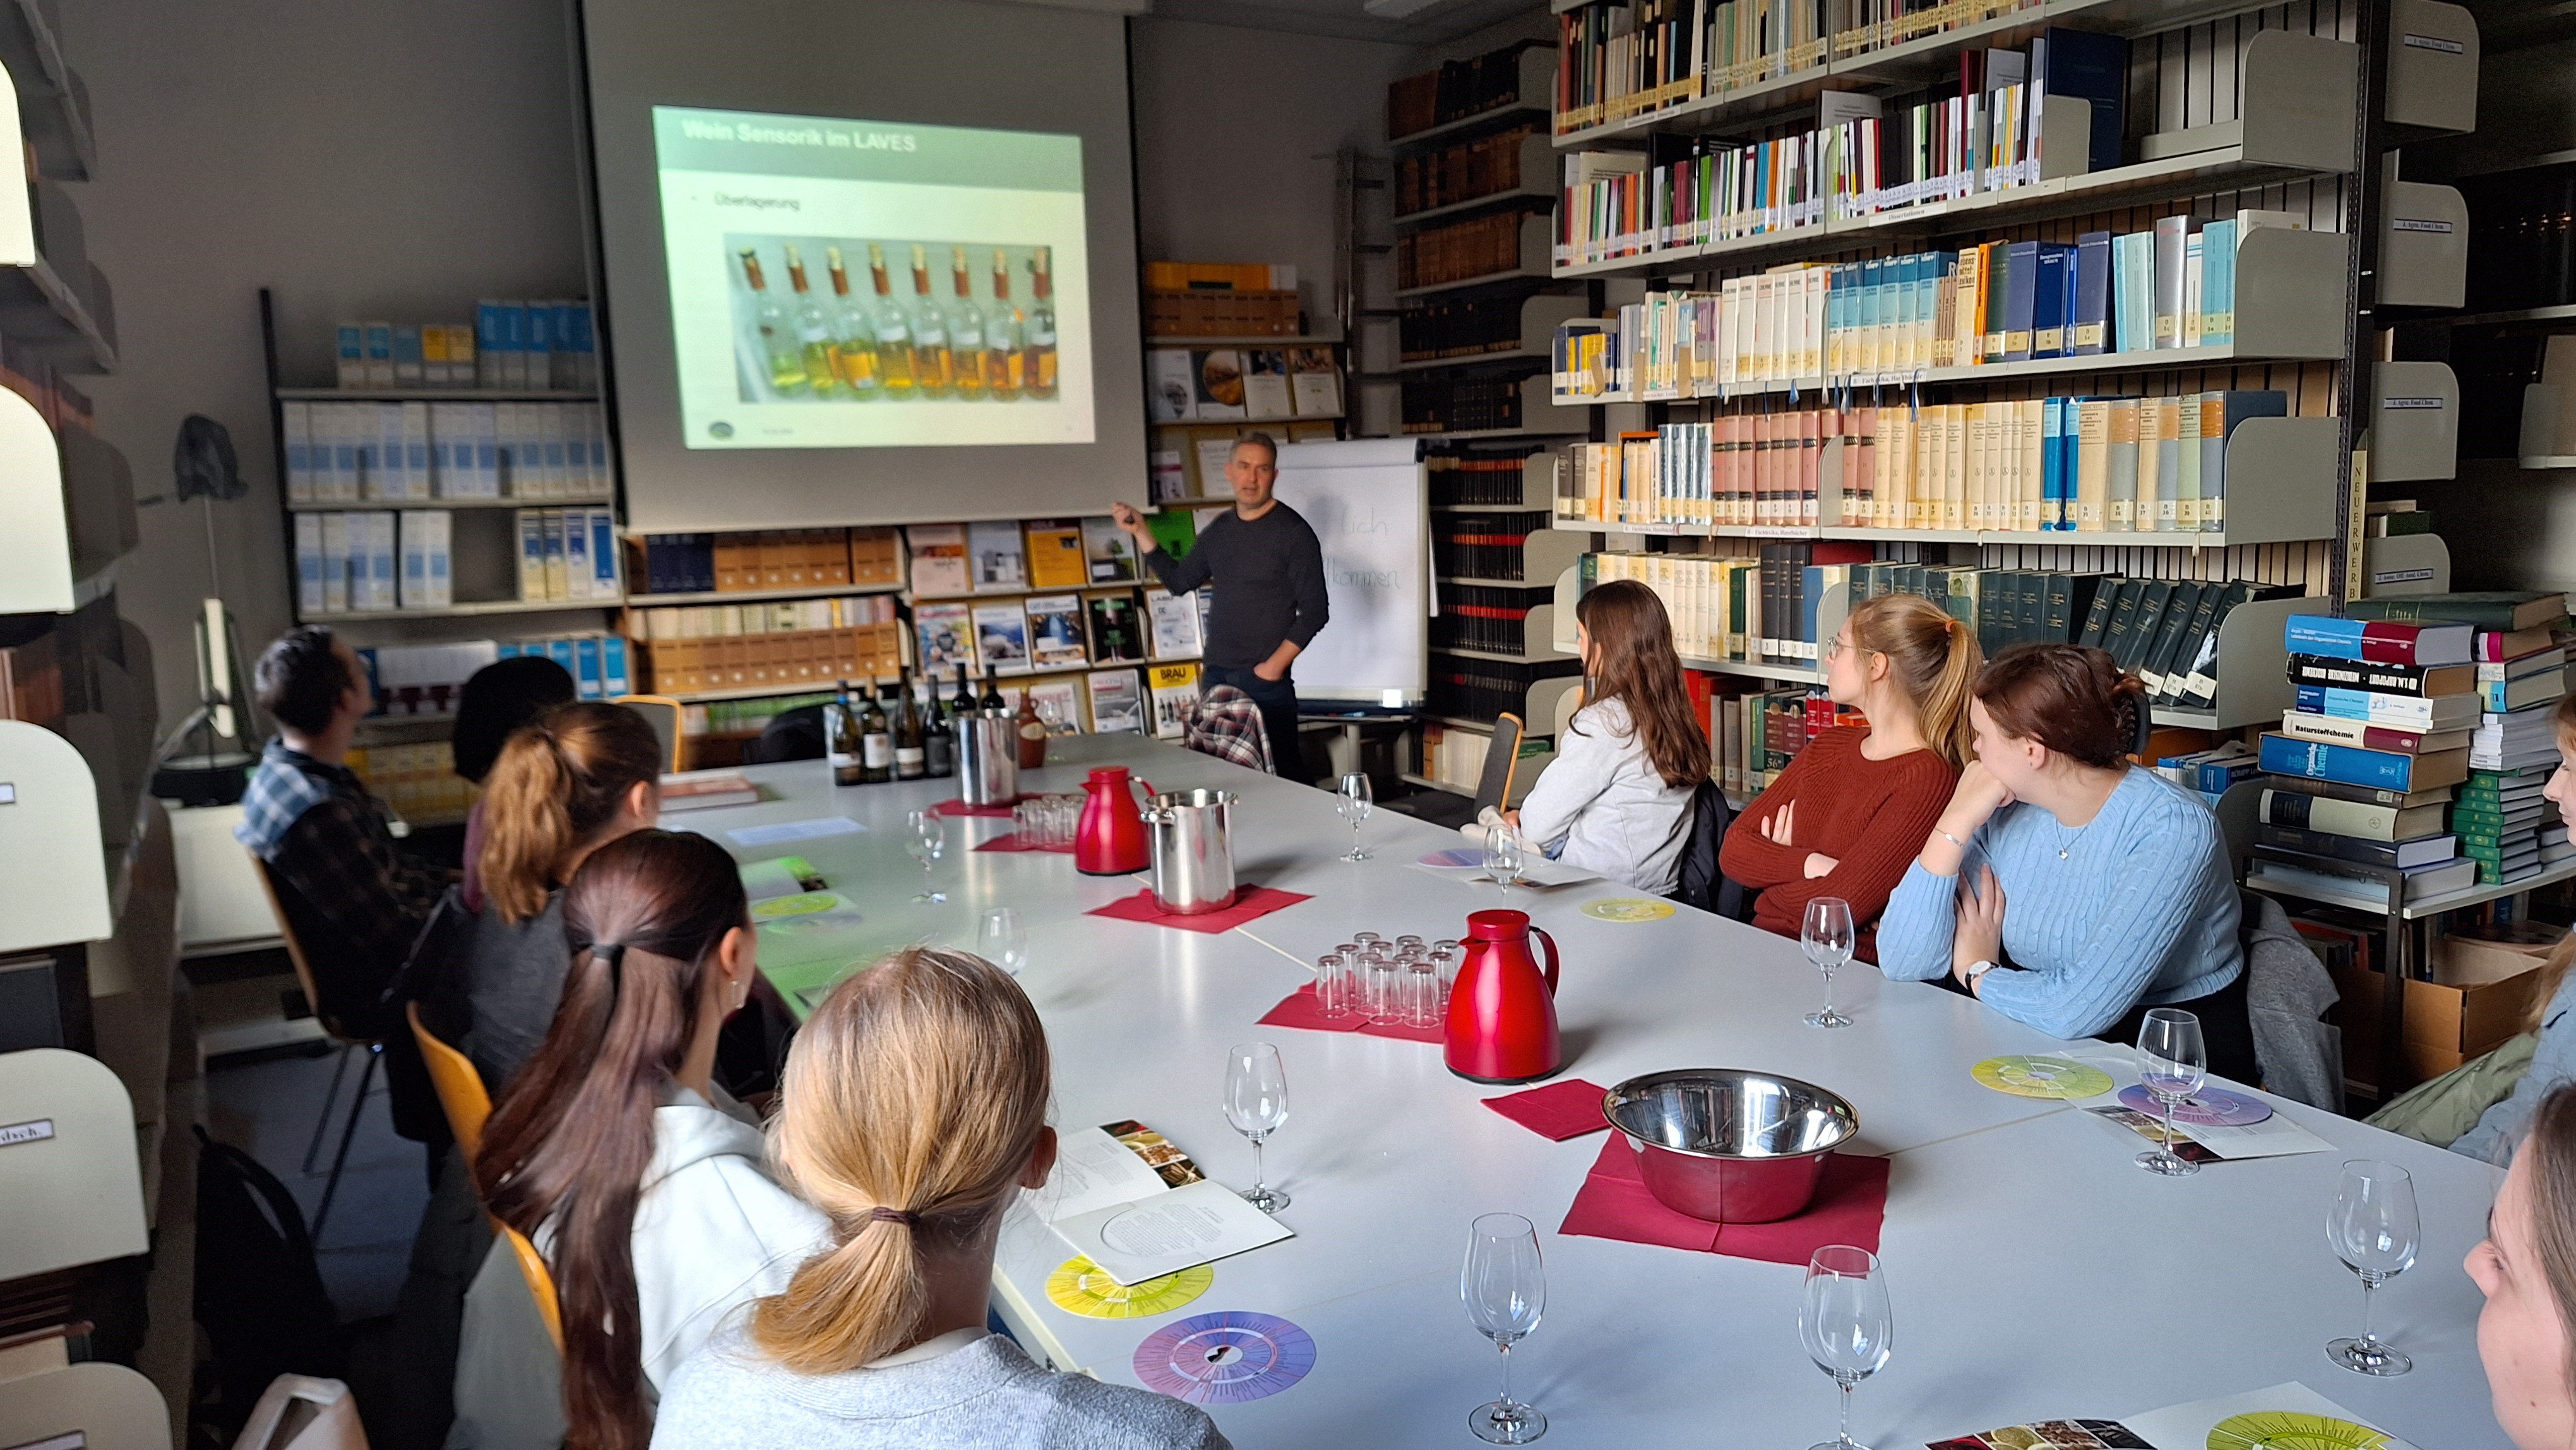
[1143,502,1330,671]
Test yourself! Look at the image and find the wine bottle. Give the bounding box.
[981,665,1007,716]
[922,677,955,777]
[739,248,808,397]
[784,244,840,397]
[892,666,927,780]
[825,246,880,398]
[859,674,893,784]
[866,244,916,396]
[985,250,1023,402]
[824,679,863,788]
[1015,691,1047,770]
[948,246,986,401]
[952,662,977,720]
[1025,249,1058,400]
[908,244,953,398]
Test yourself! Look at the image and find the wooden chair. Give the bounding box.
[407,1001,564,1352]
[613,693,687,774]
[1470,712,1525,816]
[244,848,380,1243]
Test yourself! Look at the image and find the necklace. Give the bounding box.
[2054,818,2085,861]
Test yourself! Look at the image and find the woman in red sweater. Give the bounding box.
[1719,592,1976,959]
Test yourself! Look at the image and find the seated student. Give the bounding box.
[1505,578,1707,895]
[1720,593,1976,958]
[235,625,444,1034]
[1876,644,2254,1081]
[652,947,1227,1450]
[451,655,578,913]
[468,830,828,1449]
[2456,696,2576,1164]
[446,701,663,1092]
[2469,1082,2576,1450]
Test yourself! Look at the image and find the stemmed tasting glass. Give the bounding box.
[1801,897,1857,1029]
[905,808,947,904]
[1462,1213,1547,1444]
[1337,772,1374,861]
[2324,1159,2419,1375]
[1222,1042,1290,1213]
[977,907,1028,976]
[1485,825,1526,892]
[1800,1245,1893,1450]
[2134,1009,2206,1177]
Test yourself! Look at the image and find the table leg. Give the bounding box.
[2374,906,2414,1107]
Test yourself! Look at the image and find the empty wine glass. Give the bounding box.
[2135,1008,2206,1177]
[1801,897,1857,1029]
[1462,1213,1547,1444]
[1486,826,1526,891]
[905,809,946,904]
[1799,1245,1892,1450]
[2325,1159,2419,1376]
[977,907,1028,976]
[1337,772,1374,861]
[1222,1042,1290,1213]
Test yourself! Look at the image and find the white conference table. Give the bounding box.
[680,733,2513,1449]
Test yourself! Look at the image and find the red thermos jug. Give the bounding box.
[1075,766,1154,876]
[1445,908,1562,1084]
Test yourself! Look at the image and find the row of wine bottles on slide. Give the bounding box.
[734,239,1059,404]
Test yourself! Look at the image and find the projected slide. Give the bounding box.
[653,106,1093,450]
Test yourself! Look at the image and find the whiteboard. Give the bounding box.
[1270,438,1428,709]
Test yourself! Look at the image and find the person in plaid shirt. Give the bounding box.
[235,625,444,1041]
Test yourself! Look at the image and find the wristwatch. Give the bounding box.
[1964,959,2003,991]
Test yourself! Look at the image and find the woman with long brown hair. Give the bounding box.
[1507,578,1709,894]
[465,829,827,1450]
[1720,592,1977,958]
[652,948,1226,1447]
[2466,1082,2576,1449]
[2456,694,2576,1164]
[450,700,664,1090]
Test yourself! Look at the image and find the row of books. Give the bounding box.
[1389,40,1547,141]
[1553,390,2286,533]
[631,622,905,697]
[1830,30,2127,212]
[1403,374,1539,434]
[1554,213,2289,392]
[2460,171,2576,315]
[282,400,612,503]
[516,508,624,604]
[905,518,1162,596]
[361,634,633,719]
[1714,684,1862,796]
[628,527,903,597]
[1429,446,1544,508]
[1417,720,1500,794]
[912,587,1210,679]
[1398,123,1542,217]
[624,594,900,642]
[330,301,597,393]
[1428,657,1581,724]
[1431,585,1555,657]
[1399,212,1536,291]
[1402,295,1554,364]
[1434,512,1551,580]
[345,740,470,826]
[1144,348,1344,423]
[294,511,475,614]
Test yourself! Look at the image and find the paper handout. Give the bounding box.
[1037,1123,1291,1285]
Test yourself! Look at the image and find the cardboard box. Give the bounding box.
[2329,923,2558,1087]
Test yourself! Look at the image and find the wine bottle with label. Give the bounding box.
[784,244,841,397]
[1025,249,1058,400]
[825,679,864,788]
[947,246,986,401]
[1015,691,1047,769]
[922,676,955,777]
[892,666,927,780]
[739,247,808,398]
[860,675,894,784]
[908,244,953,398]
[867,244,916,396]
[826,246,880,398]
[985,250,1023,402]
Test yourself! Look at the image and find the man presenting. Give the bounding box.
[1112,432,1327,776]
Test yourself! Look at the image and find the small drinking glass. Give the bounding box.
[2135,1008,2207,1177]
[1352,933,1382,949]
[1013,798,1037,839]
[1802,897,1857,1029]
[1364,954,1402,1021]
[1485,827,1526,891]
[977,907,1028,976]
[1222,1042,1290,1213]
[2325,1159,2419,1376]
[1397,934,1426,952]
[1799,1245,1893,1450]
[1315,952,1360,1019]
[1337,772,1374,861]
[1462,1213,1547,1444]
[1405,957,1443,1028]
[1434,939,1464,1009]
[1049,794,1077,846]
[905,809,947,904]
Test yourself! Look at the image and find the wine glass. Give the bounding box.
[2324,1159,2419,1376]
[1222,1042,1290,1213]
[1801,897,1857,1029]
[905,809,947,904]
[976,907,1028,976]
[1485,825,1526,892]
[1462,1213,1547,1444]
[1337,772,1374,861]
[1799,1245,1893,1450]
[2134,1009,2206,1177]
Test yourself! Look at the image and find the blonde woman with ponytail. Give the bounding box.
[451,700,664,1090]
[1720,593,1976,959]
[652,949,1229,1449]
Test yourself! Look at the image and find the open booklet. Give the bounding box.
[1928,1379,2421,1449]
[1039,1120,1292,1286]
[2082,1103,2332,1162]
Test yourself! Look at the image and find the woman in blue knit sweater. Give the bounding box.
[1878,644,2255,1082]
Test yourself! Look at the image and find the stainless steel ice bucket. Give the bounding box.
[1142,788,1239,914]
[955,715,1018,806]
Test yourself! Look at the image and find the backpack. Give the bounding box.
[193,1126,344,1437]
[1673,779,1753,922]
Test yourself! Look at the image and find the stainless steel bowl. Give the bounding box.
[1602,1069,1861,1224]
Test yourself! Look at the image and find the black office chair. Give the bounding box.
[1673,778,1755,923]
[744,704,829,764]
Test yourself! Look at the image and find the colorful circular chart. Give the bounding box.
[2116,1084,2273,1127]
[1133,1310,1316,1405]
[1971,1056,2115,1099]
[1046,1256,1212,1319]
[2206,1410,2392,1450]
[751,892,842,919]
[1582,897,1677,923]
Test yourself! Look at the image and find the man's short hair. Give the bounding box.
[1232,432,1279,466]
[254,625,353,736]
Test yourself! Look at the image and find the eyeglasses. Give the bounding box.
[1823,635,1852,661]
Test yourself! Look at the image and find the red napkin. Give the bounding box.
[1254,984,1448,1043]
[1484,1079,1611,1141]
[973,831,1073,853]
[1559,1134,1888,1263]
[1086,885,1311,934]
[928,796,1020,818]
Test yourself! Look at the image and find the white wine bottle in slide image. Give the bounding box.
[739,246,808,398]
